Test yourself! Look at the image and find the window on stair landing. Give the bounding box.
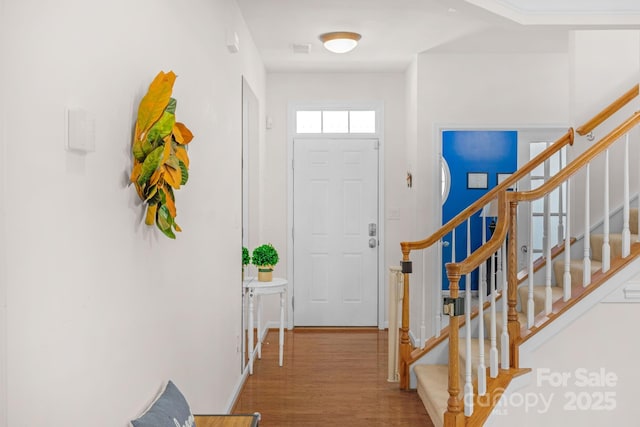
[529,141,567,256]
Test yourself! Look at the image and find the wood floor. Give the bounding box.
[233,329,434,426]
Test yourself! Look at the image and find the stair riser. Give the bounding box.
[517,285,563,316]
[553,259,601,288]
[591,233,638,262]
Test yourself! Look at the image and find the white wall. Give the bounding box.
[485,30,640,427]
[412,52,570,338]
[263,72,407,327]
[487,300,640,425]
[404,58,424,343]
[0,0,265,425]
[0,0,7,423]
[568,30,640,235]
[409,35,640,425]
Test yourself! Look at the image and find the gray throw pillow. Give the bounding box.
[131,380,194,427]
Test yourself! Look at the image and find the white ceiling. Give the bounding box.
[236,0,640,72]
[467,0,640,25]
[483,0,640,14]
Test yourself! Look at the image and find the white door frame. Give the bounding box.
[287,101,385,329]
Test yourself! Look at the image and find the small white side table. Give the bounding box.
[243,277,287,375]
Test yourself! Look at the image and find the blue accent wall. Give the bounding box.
[442,130,517,290]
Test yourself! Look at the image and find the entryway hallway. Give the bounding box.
[233,329,433,426]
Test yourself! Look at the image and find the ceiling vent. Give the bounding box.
[292,43,312,54]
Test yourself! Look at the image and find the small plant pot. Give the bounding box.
[258,266,273,282]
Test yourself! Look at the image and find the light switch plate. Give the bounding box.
[388,207,401,220]
[66,108,95,153]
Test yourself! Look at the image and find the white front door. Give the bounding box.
[293,138,379,326]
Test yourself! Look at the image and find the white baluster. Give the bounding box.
[438,229,455,336]
[544,158,552,315]
[489,249,498,378]
[584,163,592,287]
[435,242,442,337]
[477,215,487,395]
[464,220,473,416]
[500,242,509,369]
[558,148,565,242]
[622,134,631,258]
[452,228,456,263]
[527,202,535,328]
[421,250,427,347]
[563,178,572,302]
[602,149,611,273]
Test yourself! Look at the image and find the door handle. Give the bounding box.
[369,238,377,248]
[442,240,450,247]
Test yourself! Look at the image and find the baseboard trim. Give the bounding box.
[226,321,279,412]
[226,363,250,413]
[292,326,379,333]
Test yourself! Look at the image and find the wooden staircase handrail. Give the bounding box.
[402,83,639,256]
[405,241,571,366]
[518,110,640,203]
[439,109,640,426]
[399,84,640,424]
[400,129,574,255]
[417,84,639,273]
[397,129,573,390]
[450,110,640,279]
[445,191,511,278]
[576,84,639,136]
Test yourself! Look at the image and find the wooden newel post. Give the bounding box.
[399,246,412,390]
[507,197,521,369]
[443,265,465,427]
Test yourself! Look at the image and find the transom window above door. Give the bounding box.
[296,110,376,134]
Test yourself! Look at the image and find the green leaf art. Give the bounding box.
[130,71,194,239]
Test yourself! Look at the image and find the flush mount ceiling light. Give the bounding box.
[319,31,361,54]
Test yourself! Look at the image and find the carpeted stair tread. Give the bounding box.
[415,364,457,427]
[517,284,563,317]
[458,337,491,380]
[482,310,527,352]
[553,258,602,289]
[591,233,639,262]
[413,209,640,426]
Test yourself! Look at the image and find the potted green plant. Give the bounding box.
[252,243,279,282]
[242,246,250,281]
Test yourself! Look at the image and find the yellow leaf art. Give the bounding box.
[145,204,158,226]
[136,71,176,142]
[164,188,177,218]
[173,122,193,144]
[130,71,194,239]
[163,164,182,190]
[174,146,189,168]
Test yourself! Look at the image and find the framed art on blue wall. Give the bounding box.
[467,172,488,189]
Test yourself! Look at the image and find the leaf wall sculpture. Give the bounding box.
[130,71,194,239]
